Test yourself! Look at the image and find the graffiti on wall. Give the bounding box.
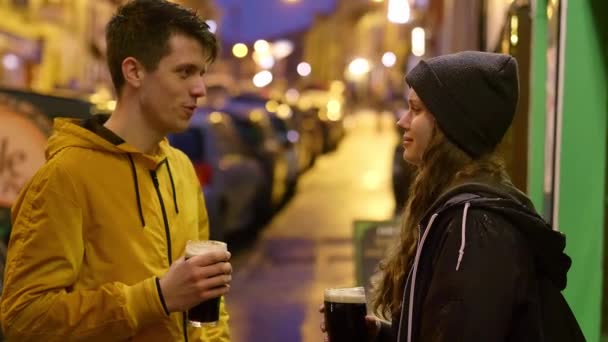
[0,95,51,207]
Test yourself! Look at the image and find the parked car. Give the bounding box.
[230,94,302,187]
[298,88,345,153]
[290,105,323,170]
[168,109,265,240]
[221,100,292,217]
[294,106,325,165]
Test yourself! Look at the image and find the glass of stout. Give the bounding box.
[323,286,369,342]
[185,240,228,327]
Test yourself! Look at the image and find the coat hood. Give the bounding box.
[426,180,571,291]
[45,114,180,227]
[46,114,172,170]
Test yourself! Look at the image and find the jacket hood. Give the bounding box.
[45,114,180,228]
[426,180,571,291]
[46,115,171,170]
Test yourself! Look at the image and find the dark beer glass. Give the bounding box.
[185,240,228,327]
[324,286,369,342]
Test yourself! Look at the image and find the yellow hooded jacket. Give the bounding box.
[0,116,230,341]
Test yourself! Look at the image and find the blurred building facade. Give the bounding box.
[0,0,218,98]
[302,0,411,108]
[299,0,504,108]
[524,1,607,340]
[478,1,608,340]
[0,0,111,94]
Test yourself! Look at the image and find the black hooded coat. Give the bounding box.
[376,182,585,342]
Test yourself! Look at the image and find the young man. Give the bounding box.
[0,1,231,341]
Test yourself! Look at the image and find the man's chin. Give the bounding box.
[171,118,192,133]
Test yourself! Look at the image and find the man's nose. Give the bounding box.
[191,78,207,99]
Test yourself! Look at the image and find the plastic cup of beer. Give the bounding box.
[185,240,228,327]
[323,286,369,342]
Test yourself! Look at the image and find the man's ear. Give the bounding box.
[122,57,144,89]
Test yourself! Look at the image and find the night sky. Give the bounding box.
[214,0,337,43]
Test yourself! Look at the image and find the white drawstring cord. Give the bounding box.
[456,202,471,271]
[404,213,438,342]
[399,201,471,342]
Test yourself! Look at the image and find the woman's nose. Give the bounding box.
[397,110,410,129]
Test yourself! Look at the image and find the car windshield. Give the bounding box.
[269,116,288,134]
[168,128,206,162]
[232,119,264,148]
[209,120,244,155]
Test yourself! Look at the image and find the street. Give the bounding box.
[226,110,399,342]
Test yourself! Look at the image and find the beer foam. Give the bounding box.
[185,240,227,258]
[324,287,366,304]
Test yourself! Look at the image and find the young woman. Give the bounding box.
[321,51,584,342]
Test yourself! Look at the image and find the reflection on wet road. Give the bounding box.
[226,111,398,342]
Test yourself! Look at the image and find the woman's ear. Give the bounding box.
[122,57,144,89]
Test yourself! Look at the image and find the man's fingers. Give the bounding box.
[197,262,232,278]
[187,251,231,266]
[199,273,232,290]
[199,284,230,302]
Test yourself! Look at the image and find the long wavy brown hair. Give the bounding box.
[370,126,510,319]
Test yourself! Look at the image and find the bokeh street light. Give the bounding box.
[412,27,426,56]
[510,16,519,46]
[254,39,270,53]
[232,43,248,58]
[253,51,275,69]
[266,100,279,113]
[253,70,273,88]
[387,0,410,24]
[348,58,371,76]
[271,40,294,60]
[382,52,397,67]
[297,62,312,77]
[2,54,19,70]
[205,20,217,33]
[285,88,300,104]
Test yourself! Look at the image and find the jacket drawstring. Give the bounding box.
[128,156,180,227]
[456,202,471,271]
[400,202,472,342]
[164,160,179,214]
[402,213,439,342]
[128,154,146,227]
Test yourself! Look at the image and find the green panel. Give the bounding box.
[353,219,399,289]
[527,0,548,211]
[559,1,607,341]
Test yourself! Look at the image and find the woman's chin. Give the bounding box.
[402,151,421,166]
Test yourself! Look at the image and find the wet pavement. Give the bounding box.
[225,110,398,342]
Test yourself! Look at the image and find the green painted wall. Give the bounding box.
[559,0,607,341]
[527,0,547,211]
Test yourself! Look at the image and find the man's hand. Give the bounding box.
[159,250,232,313]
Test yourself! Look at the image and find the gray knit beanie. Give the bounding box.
[405,51,519,158]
